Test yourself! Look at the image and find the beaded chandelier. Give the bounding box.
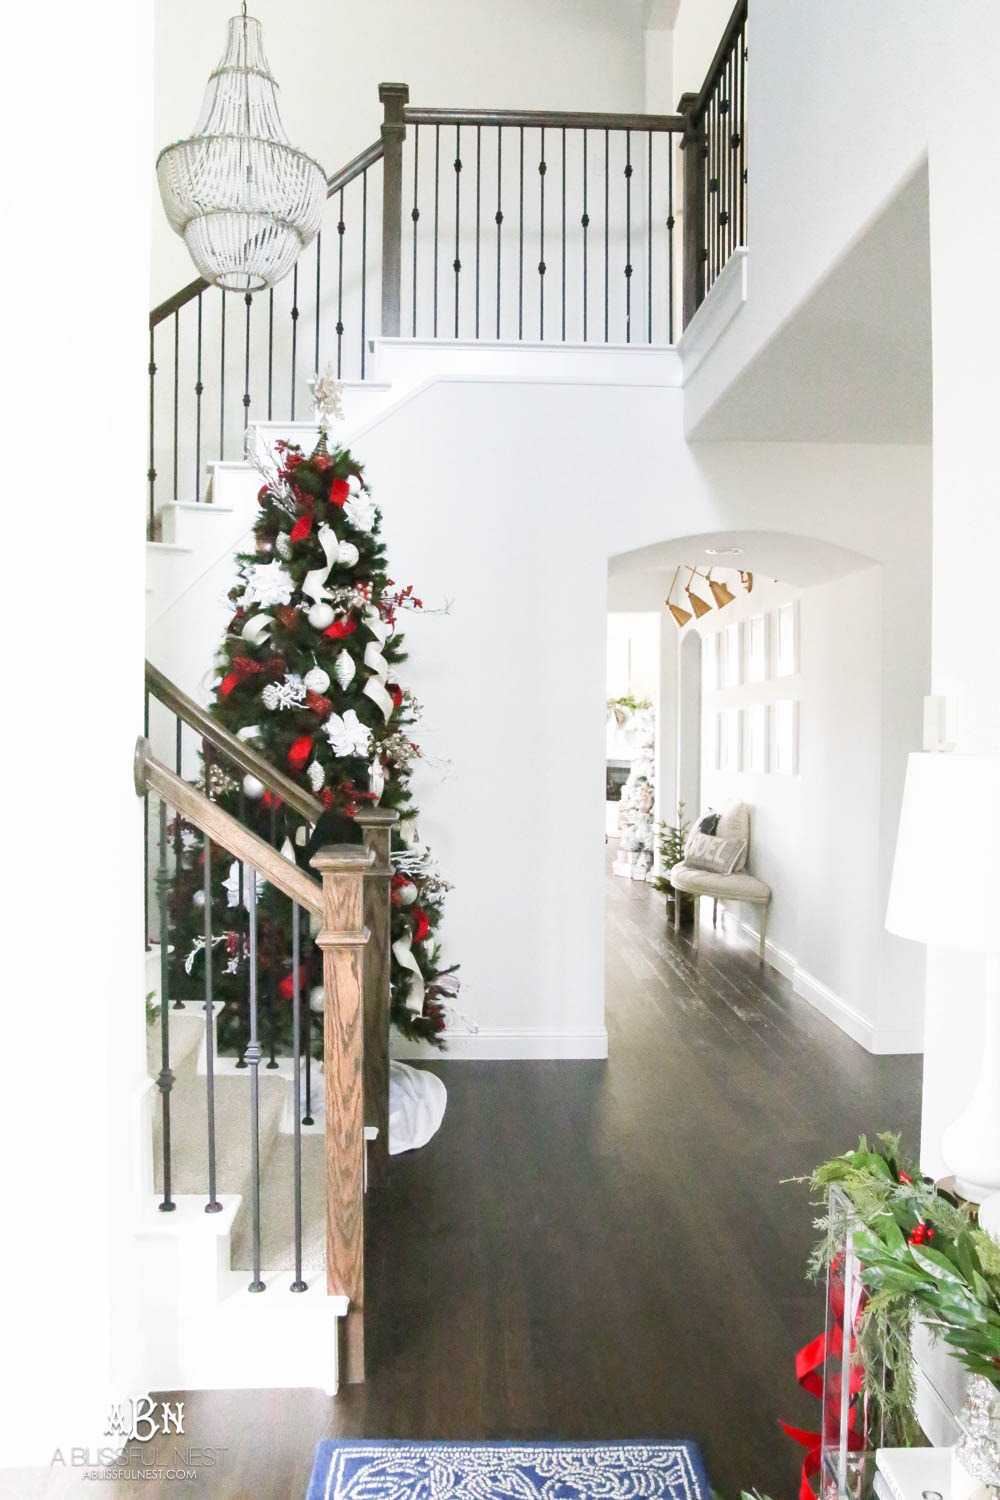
[156,7,327,292]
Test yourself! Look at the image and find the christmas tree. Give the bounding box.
[169,392,455,1055]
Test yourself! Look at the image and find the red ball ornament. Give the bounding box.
[388,683,404,708]
[288,735,313,771]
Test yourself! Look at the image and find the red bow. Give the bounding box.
[287,736,313,771]
[324,617,357,639]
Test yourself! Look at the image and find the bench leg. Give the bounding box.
[692,896,700,949]
[713,898,719,927]
[673,890,681,932]
[759,903,768,964]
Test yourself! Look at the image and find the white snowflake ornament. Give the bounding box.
[241,560,295,609]
[324,709,372,758]
[333,650,356,689]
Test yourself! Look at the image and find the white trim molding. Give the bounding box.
[677,247,748,380]
[792,965,923,1056]
[391,1026,609,1062]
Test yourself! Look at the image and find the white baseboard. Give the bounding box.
[391,1026,609,1061]
[730,915,923,1055]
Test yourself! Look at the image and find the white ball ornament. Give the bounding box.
[308,601,335,630]
[396,879,417,907]
[309,985,326,1013]
[333,649,356,689]
[192,889,206,907]
[242,774,266,799]
[303,666,331,695]
[337,541,359,569]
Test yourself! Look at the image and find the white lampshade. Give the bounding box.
[886,752,1000,951]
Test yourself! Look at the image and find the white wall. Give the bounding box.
[0,0,151,1468]
[670,0,734,106]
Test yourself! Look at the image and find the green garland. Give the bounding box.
[800,1133,1000,1443]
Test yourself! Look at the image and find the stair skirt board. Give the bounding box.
[140,1005,348,1394]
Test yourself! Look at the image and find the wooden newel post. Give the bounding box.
[379,82,409,339]
[354,808,399,1206]
[309,843,375,1385]
[678,91,706,330]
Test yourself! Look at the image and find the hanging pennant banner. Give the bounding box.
[392,933,426,1013]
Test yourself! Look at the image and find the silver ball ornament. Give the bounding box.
[309,985,326,1013]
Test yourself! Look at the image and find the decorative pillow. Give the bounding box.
[683,832,748,876]
[698,812,720,836]
[715,802,750,871]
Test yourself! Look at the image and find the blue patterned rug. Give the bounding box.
[306,1439,711,1500]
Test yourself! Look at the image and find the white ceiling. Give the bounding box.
[609,528,878,589]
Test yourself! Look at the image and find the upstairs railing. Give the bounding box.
[140,662,399,1378]
[146,3,747,533]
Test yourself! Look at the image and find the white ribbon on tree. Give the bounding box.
[241,614,274,646]
[302,525,359,604]
[362,606,395,721]
[392,933,426,1013]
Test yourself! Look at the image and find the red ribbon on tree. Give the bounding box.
[388,683,404,709]
[290,514,313,543]
[324,616,357,639]
[278,963,308,1000]
[412,908,430,942]
[287,735,313,771]
[329,477,350,506]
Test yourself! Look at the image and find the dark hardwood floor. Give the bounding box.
[109,854,920,1500]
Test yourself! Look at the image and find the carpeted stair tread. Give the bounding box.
[152,1037,287,1203]
[229,1130,327,1278]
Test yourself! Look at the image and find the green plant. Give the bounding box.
[652,802,690,897]
[145,990,160,1026]
[606,694,652,725]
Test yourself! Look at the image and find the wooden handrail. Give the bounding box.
[689,0,748,122]
[404,105,686,133]
[145,661,325,826]
[135,738,324,915]
[149,138,385,329]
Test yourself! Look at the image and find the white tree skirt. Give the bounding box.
[388,1061,447,1155]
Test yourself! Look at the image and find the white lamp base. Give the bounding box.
[942,957,1000,1204]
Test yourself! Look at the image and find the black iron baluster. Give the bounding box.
[411,125,420,338]
[303,994,314,1126]
[156,799,176,1212]
[147,327,156,536]
[219,290,226,461]
[667,135,675,344]
[561,127,566,342]
[267,289,274,420]
[719,72,730,274]
[604,128,610,343]
[172,310,179,501]
[243,292,252,432]
[647,130,653,344]
[538,127,546,340]
[235,784,248,1070]
[203,789,222,1214]
[173,717,184,1009]
[144,688,151,950]
[624,128,633,343]
[267,800,279,1068]
[290,266,299,418]
[336,189,345,378]
[727,50,736,266]
[314,231,322,376]
[582,129,589,342]
[194,292,203,504]
[361,168,369,379]
[739,26,747,245]
[290,899,306,1290]
[475,125,481,339]
[453,125,462,338]
[518,126,524,340]
[432,126,441,338]
[495,129,503,339]
[714,83,723,285]
[245,862,265,1292]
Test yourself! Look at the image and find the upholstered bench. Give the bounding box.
[669,802,772,961]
